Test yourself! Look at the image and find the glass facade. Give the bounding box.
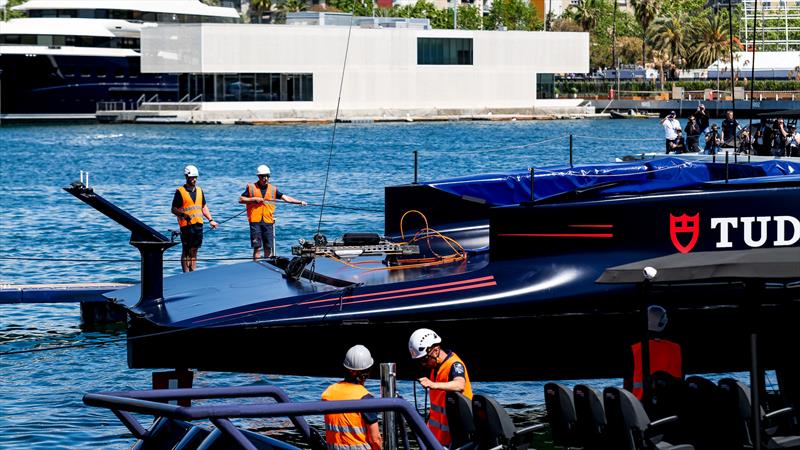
[417,38,473,65]
[536,73,555,99]
[0,34,140,49]
[26,9,238,23]
[178,73,313,102]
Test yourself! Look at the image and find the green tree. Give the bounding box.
[630,0,660,66]
[688,12,729,68]
[648,13,686,67]
[3,0,28,20]
[485,0,542,31]
[566,0,605,32]
[456,5,483,29]
[281,0,309,13]
[251,0,278,23]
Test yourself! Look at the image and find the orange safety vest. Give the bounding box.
[246,183,277,224]
[631,339,682,399]
[321,381,372,450]
[428,352,473,446]
[176,186,204,227]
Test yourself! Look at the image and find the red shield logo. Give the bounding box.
[669,213,700,253]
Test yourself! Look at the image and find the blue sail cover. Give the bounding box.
[424,157,800,205]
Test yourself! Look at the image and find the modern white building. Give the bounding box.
[137,23,589,122]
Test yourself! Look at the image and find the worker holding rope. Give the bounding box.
[171,165,218,272]
[239,165,307,261]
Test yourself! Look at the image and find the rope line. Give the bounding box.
[572,135,664,141]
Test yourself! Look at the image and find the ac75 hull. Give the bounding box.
[115,178,800,381]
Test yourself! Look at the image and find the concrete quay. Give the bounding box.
[96,100,600,125]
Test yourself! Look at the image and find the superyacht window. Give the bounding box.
[26,9,239,23]
[417,38,473,65]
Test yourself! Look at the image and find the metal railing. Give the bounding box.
[84,385,442,450]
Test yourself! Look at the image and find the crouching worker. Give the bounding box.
[321,345,383,450]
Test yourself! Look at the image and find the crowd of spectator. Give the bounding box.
[660,105,800,157]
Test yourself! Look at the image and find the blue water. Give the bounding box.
[0,120,752,449]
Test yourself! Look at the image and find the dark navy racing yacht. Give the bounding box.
[66,157,800,381]
[0,0,238,119]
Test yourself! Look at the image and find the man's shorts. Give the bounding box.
[180,223,204,249]
[250,221,275,254]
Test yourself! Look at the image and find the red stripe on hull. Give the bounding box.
[298,275,496,306]
[310,280,498,309]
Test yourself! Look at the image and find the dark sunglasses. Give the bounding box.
[258,175,270,179]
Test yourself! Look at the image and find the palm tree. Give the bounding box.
[630,0,660,67]
[281,0,309,13]
[568,0,604,32]
[251,0,277,22]
[688,12,729,68]
[648,14,686,69]
[689,12,730,94]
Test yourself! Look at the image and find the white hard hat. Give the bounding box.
[408,328,441,359]
[256,165,271,176]
[343,345,374,371]
[647,305,668,333]
[184,165,199,177]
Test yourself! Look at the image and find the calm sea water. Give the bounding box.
[0,120,752,449]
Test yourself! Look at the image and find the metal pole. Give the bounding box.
[728,0,738,152]
[725,151,729,183]
[612,0,620,100]
[569,134,574,167]
[380,363,398,450]
[529,167,535,202]
[413,151,418,184]
[748,0,758,155]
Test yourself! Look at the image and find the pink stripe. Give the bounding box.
[298,275,496,306]
[309,281,498,309]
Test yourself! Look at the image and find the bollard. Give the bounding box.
[725,151,729,184]
[529,167,535,202]
[569,134,574,168]
[413,151,418,184]
[381,363,398,450]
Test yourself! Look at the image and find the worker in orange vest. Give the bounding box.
[171,165,218,272]
[408,328,473,447]
[321,345,383,450]
[624,305,683,400]
[238,164,306,260]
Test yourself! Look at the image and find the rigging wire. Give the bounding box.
[747,0,759,140]
[316,5,357,236]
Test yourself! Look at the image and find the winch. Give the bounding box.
[284,233,420,281]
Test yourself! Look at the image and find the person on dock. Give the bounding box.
[321,345,383,450]
[705,124,721,155]
[239,165,306,260]
[408,328,473,447]
[693,104,709,133]
[721,110,742,149]
[685,116,702,152]
[667,129,687,154]
[624,305,683,401]
[786,124,800,157]
[660,111,681,154]
[171,165,218,273]
[772,119,789,157]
